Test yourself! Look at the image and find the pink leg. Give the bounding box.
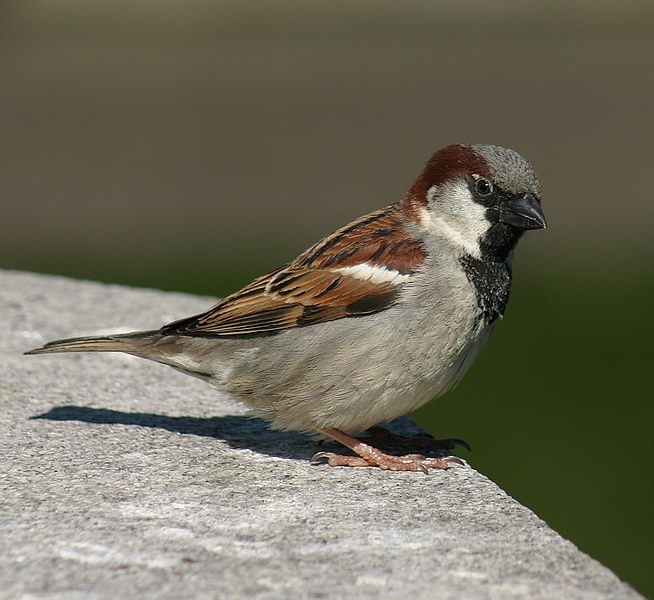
[311,428,464,473]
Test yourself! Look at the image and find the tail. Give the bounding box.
[24,331,160,357]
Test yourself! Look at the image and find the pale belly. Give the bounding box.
[306,318,493,433]
[205,301,494,434]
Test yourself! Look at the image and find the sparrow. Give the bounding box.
[26,144,546,472]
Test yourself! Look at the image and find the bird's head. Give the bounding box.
[404,144,546,260]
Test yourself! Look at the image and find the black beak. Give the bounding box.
[499,194,547,230]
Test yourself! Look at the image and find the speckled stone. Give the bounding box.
[0,270,641,600]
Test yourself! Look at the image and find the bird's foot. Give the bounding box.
[312,428,465,473]
[311,448,463,473]
[365,425,471,452]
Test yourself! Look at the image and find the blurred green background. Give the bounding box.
[1,2,652,596]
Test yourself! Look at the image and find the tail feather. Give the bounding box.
[24,331,158,356]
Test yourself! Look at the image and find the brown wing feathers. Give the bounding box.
[295,207,424,274]
[163,206,426,337]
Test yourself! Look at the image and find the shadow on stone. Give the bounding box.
[31,405,317,461]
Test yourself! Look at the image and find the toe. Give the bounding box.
[310,451,335,464]
[446,438,472,452]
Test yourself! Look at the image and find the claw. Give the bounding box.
[310,451,334,464]
[444,456,465,466]
[448,438,472,452]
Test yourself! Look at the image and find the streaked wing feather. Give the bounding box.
[162,205,425,337]
[163,268,401,336]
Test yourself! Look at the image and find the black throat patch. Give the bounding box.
[460,255,512,324]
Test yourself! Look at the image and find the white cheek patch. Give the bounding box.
[333,263,411,285]
[419,183,491,258]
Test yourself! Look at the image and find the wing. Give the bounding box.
[162,206,426,337]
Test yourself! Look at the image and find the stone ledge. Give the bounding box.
[0,270,641,600]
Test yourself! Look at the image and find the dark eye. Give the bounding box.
[474,177,493,197]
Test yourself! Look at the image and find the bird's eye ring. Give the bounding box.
[474,177,493,197]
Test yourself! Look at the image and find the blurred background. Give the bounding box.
[1,1,652,595]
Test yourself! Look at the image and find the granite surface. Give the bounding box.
[0,270,641,599]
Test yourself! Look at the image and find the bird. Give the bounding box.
[26,144,546,472]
